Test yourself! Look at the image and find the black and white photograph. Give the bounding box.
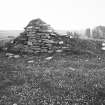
[0,0,105,104]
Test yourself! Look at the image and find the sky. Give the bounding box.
[0,0,105,30]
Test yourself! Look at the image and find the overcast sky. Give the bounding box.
[0,0,105,30]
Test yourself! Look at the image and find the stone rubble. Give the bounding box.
[102,42,105,50]
[27,60,34,63]
[5,53,20,58]
[45,56,53,60]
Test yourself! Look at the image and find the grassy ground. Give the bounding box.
[0,50,105,105]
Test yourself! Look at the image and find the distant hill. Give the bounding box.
[0,30,23,39]
[0,30,23,47]
[0,26,105,40]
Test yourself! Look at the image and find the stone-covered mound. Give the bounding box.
[6,18,103,55]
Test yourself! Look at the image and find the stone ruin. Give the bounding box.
[7,18,73,55]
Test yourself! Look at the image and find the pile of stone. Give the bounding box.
[5,53,20,58]
[102,42,105,50]
[7,18,72,54]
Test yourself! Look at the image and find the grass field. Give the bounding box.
[0,44,105,105]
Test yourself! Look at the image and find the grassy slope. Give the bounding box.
[0,41,105,105]
[0,37,105,104]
